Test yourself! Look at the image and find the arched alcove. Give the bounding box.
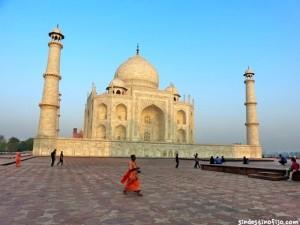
[114,125,126,140]
[96,125,106,139]
[177,129,186,143]
[177,110,186,125]
[140,105,165,141]
[98,104,107,120]
[116,104,127,121]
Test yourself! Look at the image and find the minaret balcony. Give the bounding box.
[43,73,61,80]
[245,122,259,126]
[39,103,60,109]
[244,102,257,106]
[48,41,63,48]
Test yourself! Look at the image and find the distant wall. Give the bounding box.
[33,137,262,158]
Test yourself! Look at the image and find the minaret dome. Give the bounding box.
[244,66,255,79]
[48,25,64,41]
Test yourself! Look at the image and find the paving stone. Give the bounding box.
[0,157,299,225]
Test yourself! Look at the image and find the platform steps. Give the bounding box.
[248,171,288,181]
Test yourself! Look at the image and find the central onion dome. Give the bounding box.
[114,50,159,89]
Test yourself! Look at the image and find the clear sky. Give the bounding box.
[0,0,299,153]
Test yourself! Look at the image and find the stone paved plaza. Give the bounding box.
[0,157,299,225]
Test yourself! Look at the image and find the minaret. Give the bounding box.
[37,26,64,138]
[244,67,260,145]
[56,93,62,136]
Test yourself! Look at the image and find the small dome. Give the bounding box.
[165,84,180,96]
[49,26,64,39]
[114,54,159,89]
[107,78,126,89]
[52,27,62,34]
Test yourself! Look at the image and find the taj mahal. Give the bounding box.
[33,26,262,158]
[83,46,194,144]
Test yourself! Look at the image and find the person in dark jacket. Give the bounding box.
[50,149,56,167]
[243,156,249,164]
[278,154,287,165]
[175,153,179,168]
[221,156,225,164]
[194,153,200,168]
[57,151,64,166]
[215,156,222,164]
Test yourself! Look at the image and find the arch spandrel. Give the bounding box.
[139,100,166,115]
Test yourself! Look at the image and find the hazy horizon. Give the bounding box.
[0,0,299,153]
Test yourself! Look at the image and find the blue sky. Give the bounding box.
[0,0,299,153]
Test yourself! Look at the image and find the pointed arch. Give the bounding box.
[116,104,127,121]
[98,103,107,120]
[177,110,186,125]
[177,129,186,143]
[140,104,165,141]
[96,124,106,139]
[144,131,150,141]
[114,125,126,140]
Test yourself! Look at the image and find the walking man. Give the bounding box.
[194,153,200,168]
[57,151,64,166]
[175,153,179,168]
[50,149,56,167]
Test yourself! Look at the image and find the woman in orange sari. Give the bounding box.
[121,155,143,196]
[15,152,21,167]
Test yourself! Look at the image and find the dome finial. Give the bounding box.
[136,43,139,55]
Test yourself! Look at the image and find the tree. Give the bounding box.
[0,135,6,152]
[25,138,34,151]
[17,141,27,151]
[18,138,34,151]
[7,137,20,152]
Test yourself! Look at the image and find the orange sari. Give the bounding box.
[121,161,141,192]
[15,153,21,167]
